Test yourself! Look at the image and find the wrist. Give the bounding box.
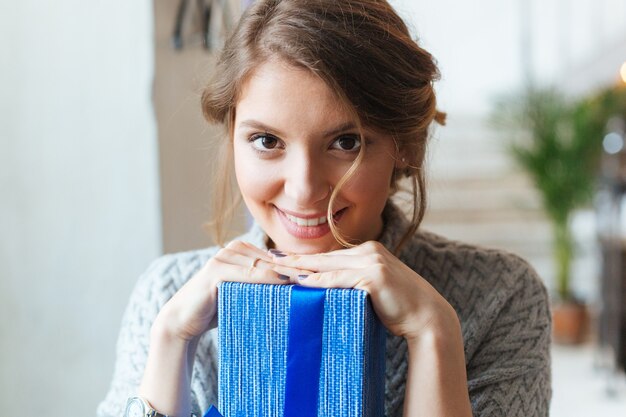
[151,314,192,348]
[402,312,471,417]
[138,317,197,416]
[151,299,207,346]
[405,302,462,348]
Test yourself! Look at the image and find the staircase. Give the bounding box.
[394,114,556,289]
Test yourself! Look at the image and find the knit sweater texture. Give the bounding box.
[97,203,552,416]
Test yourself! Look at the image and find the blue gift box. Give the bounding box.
[217,282,386,417]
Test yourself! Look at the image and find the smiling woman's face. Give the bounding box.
[233,59,399,254]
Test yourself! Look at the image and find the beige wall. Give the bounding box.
[154,0,247,254]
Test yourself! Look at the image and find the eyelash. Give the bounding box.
[248,133,364,154]
[330,134,362,152]
[249,133,283,153]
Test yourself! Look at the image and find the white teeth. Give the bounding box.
[285,213,328,227]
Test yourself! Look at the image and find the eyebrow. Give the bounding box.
[237,120,358,138]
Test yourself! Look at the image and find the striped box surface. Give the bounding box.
[218,282,386,417]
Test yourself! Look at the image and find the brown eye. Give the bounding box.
[332,135,361,151]
[250,134,280,150]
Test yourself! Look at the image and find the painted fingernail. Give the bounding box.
[269,249,286,257]
[278,274,290,281]
[298,274,309,280]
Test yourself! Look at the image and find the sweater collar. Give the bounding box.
[377,201,411,254]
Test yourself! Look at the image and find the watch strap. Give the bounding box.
[125,397,169,417]
[146,409,168,417]
[125,396,199,417]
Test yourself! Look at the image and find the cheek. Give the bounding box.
[234,153,281,206]
[347,176,390,203]
[342,159,394,202]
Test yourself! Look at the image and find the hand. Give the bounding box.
[155,240,312,342]
[270,241,457,340]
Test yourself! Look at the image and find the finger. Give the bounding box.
[269,245,362,257]
[217,246,313,279]
[269,251,382,272]
[216,262,292,284]
[290,241,385,256]
[268,241,389,271]
[225,240,274,262]
[295,269,376,292]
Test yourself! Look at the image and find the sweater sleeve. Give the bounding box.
[466,265,552,417]
[96,252,217,417]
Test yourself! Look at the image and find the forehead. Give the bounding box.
[235,59,356,132]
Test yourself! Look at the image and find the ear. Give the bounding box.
[395,150,409,170]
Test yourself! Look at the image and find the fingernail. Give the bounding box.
[269,249,286,257]
[278,274,290,281]
[298,274,309,280]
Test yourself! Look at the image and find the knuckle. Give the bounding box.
[216,244,232,254]
[364,240,383,253]
[356,278,373,293]
[206,255,222,266]
[213,248,233,262]
[226,240,245,250]
[257,268,274,280]
[372,263,386,276]
[373,241,386,253]
[307,272,324,283]
[287,254,300,262]
[325,270,340,282]
[371,253,386,265]
[362,241,377,250]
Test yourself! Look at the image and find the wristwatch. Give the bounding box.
[124,397,169,417]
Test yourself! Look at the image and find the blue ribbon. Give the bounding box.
[203,405,222,417]
[283,286,326,417]
[206,285,326,417]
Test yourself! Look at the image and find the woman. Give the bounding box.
[98,1,551,416]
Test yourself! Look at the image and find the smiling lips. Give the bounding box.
[276,206,346,239]
[283,212,328,226]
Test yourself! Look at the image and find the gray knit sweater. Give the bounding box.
[97,203,551,416]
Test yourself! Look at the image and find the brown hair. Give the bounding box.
[201,0,445,253]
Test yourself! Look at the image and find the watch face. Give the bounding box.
[125,398,146,417]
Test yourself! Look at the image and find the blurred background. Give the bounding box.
[1,0,626,415]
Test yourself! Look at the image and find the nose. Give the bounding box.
[283,149,331,208]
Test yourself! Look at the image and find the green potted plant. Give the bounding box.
[492,87,604,343]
